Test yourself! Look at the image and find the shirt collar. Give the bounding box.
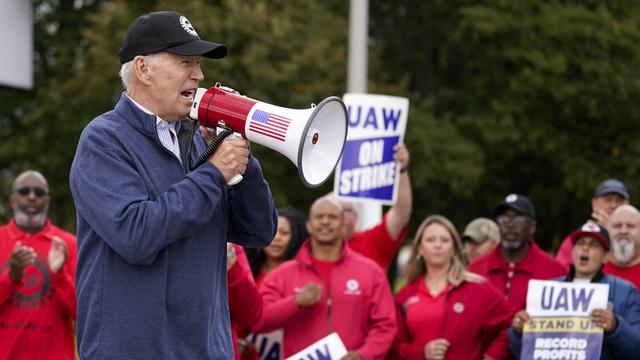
[7,218,54,240]
[487,241,542,274]
[126,94,180,132]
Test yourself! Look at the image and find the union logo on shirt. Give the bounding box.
[343,279,362,296]
[0,256,54,310]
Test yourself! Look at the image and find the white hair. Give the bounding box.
[118,53,161,91]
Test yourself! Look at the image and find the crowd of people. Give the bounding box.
[2,9,640,360]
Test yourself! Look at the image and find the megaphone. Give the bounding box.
[189,84,348,188]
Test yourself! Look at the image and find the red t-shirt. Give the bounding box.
[603,261,640,290]
[349,213,408,270]
[404,280,451,344]
[0,219,77,360]
[310,257,336,284]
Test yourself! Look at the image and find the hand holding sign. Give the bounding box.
[512,310,531,334]
[393,143,409,172]
[591,309,617,333]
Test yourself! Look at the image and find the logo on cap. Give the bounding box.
[179,16,198,37]
[582,223,601,232]
[506,194,518,203]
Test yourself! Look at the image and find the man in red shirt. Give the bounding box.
[556,178,630,268]
[254,197,397,359]
[603,204,640,290]
[0,171,77,360]
[337,143,412,270]
[468,193,566,310]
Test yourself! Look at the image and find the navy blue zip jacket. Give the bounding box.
[508,267,640,359]
[70,94,277,359]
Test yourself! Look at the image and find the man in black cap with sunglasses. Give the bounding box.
[0,170,77,359]
[70,11,277,360]
[468,193,566,311]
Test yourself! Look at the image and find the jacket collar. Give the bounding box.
[487,240,543,274]
[562,264,605,283]
[6,218,55,240]
[295,237,351,266]
[115,93,158,136]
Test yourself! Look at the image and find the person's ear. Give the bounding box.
[133,56,152,84]
[528,220,537,237]
[306,219,312,234]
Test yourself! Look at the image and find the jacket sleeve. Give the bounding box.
[389,300,424,360]
[507,328,523,358]
[604,284,640,358]
[227,157,277,249]
[482,284,516,360]
[228,245,263,328]
[355,267,397,360]
[70,125,232,265]
[251,267,302,333]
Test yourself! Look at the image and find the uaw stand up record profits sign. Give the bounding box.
[521,280,609,360]
[334,94,409,204]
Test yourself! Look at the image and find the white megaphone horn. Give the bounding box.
[189,84,348,188]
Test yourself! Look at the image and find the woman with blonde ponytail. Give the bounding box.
[389,215,515,360]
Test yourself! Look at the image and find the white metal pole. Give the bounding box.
[347,0,382,231]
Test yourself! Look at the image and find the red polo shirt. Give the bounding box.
[468,241,567,310]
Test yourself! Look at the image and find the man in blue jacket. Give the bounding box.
[508,222,640,359]
[69,11,277,360]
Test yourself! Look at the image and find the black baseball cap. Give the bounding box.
[119,11,228,64]
[494,193,536,219]
[594,179,629,199]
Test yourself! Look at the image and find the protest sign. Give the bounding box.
[248,329,283,360]
[521,280,609,360]
[285,333,348,360]
[334,93,409,205]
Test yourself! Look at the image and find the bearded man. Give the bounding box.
[604,204,640,290]
[0,170,77,360]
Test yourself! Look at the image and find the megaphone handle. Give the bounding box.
[190,128,234,171]
[218,129,244,186]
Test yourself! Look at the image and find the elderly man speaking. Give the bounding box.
[70,11,277,360]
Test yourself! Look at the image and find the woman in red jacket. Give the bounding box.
[390,215,515,360]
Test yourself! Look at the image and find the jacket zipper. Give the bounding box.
[154,129,183,167]
[439,287,453,338]
[181,120,195,172]
[327,268,333,334]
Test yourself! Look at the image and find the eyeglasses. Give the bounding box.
[496,215,529,225]
[15,186,47,198]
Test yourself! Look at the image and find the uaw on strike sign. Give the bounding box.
[334,94,409,205]
[521,280,609,360]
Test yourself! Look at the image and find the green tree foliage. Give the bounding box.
[1,0,640,252]
[371,0,640,249]
[0,0,348,227]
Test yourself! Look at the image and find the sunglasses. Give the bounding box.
[15,186,48,198]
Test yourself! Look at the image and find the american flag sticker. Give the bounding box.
[249,109,291,142]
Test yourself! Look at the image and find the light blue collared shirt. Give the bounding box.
[126,95,181,163]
